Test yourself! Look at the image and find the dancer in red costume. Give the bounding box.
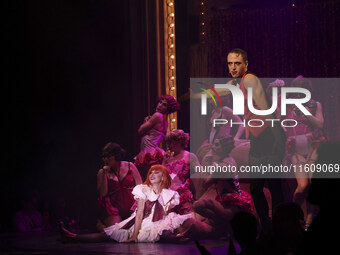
[97,142,142,230]
[286,76,325,228]
[134,95,180,178]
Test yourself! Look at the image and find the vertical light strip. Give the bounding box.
[164,0,177,131]
[199,0,206,44]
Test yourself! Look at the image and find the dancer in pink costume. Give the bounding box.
[163,129,198,214]
[134,95,180,177]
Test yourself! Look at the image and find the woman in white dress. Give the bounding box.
[60,165,193,243]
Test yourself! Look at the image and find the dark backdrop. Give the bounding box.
[3,0,154,232]
[177,0,340,142]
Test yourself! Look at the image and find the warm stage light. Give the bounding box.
[164,0,177,131]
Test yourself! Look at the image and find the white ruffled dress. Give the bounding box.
[104,184,193,242]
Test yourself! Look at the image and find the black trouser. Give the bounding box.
[248,127,286,231]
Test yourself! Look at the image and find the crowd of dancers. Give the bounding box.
[55,49,336,255]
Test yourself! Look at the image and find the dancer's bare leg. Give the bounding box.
[97,214,121,232]
[305,151,319,227]
[292,154,309,206]
[181,199,238,240]
[75,232,110,242]
[176,217,214,240]
[193,199,218,219]
[61,227,110,243]
[104,215,121,227]
[194,199,235,223]
[96,220,106,232]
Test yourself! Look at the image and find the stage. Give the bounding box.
[0,231,230,255]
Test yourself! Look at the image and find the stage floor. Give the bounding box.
[0,231,231,255]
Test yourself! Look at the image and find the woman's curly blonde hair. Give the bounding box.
[165,129,190,149]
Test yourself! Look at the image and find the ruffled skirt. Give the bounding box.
[134,148,164,170]
[104,212,193,242]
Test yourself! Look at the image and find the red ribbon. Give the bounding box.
[121,200,165,230]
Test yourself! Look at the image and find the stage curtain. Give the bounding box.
[189,0,340,140]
